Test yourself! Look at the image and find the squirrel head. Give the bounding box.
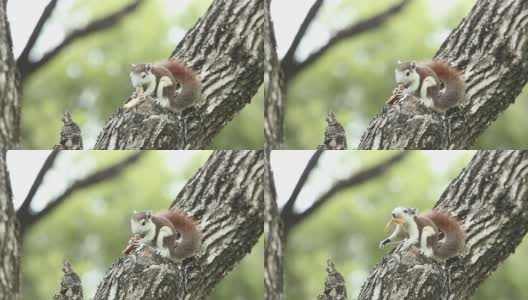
[131,210,156,237]
[130,64,156,90]
[391,207,417,224]
[395,61,419,88]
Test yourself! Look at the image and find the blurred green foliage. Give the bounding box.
[19,0,262,149]
[284,0,528,149]
[281,151,527,299]
[19,151,262,299]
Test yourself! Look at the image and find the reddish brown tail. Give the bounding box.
[427,60,465,111]
[425,210,466,260]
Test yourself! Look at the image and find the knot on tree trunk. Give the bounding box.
[358,243,458,300]
[54,111,83,150]
[358,96,466,150]
[54,260,83,300]
[317,259,347,300]
[318,111,347,150]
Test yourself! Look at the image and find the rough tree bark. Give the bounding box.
[358,150,528,300]
[0,151,20,300]
[317,260,347,300]
[0,0,21,149]
[92,150,264,300]
[264,0,285,150]
[264,149,285,300]
[358,0,528,149]
[93,0,264,150]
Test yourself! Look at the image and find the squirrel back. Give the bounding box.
[424,210,465,259]
[157,209,202,258]
[425,60,465,112]
[158,60,202,109]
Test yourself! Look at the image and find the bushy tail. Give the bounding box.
[160,61,202,111]
[425,210,466,260]
[158,210,202,259]
[427,60,465,112]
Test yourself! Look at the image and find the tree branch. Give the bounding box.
[281,0,325,70]
[53,260,83,300]
[16,150,60,219]
[285,152,408,230]
[358,0,528,150]
[264,0,286,150]
[317,260,347,300]
[17,0,146,80]
[16,0,59,70]
[358,150,528,299]
[94,0,264,150]
[318,111,347,150]
[18,152,144,233]
[53,111,83,150]
[282,0,411,81]
[280,150,323,222]
[93,150,264,299]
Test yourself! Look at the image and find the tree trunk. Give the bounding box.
[93,150,264,299]
[264,150,284,300]
[0,0,21,149]
[93,0,264,150]
[358,150,528,299]
[0,151,20,300]
[358,0,528,149]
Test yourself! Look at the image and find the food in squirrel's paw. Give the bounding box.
[122,234,141,255]
[385,84,405,105]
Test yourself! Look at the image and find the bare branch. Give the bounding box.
[285,152,408,230]
[18,0,146,79]
[317,260,347,300]
[283,0,411,81]
[18,152,144,233]
[53,260,83,300]
[16,150,60,219]
[318,111,347,150]
[282,0,325,69]
[280,150,323,221]
[54,111,83,150]
[16,0,59,69]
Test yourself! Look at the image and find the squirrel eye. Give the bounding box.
[141,220,146,226]
[403,209,408,213]
[405,71,410,76]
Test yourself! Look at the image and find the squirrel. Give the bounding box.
[127,61,202,113]
[394,60,465,113]
[130,210,202,263]
[379,207,465,261]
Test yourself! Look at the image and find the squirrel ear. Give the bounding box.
[410,61,416,70]
[397,59,402,64]
[131,64,136,68]
[146,64,152,72]
[410,208,418,214]
[133,210,137,214]
[146,211,152,219]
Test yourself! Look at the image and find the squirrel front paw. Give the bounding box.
[379,239,390,248]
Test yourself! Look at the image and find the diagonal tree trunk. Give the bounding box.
[358,150,528,299]
[0,0,21,149]
[358,0,528,150]
[93,150,264,299]
[94,0,264,150]
[0,151,20,300]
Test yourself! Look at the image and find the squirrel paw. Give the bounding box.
[379,239,390,248]
[419,248,434,258]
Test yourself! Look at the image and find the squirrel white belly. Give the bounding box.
[130,210,202,263]
[394,60,465,113]
[379,207,465,261]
